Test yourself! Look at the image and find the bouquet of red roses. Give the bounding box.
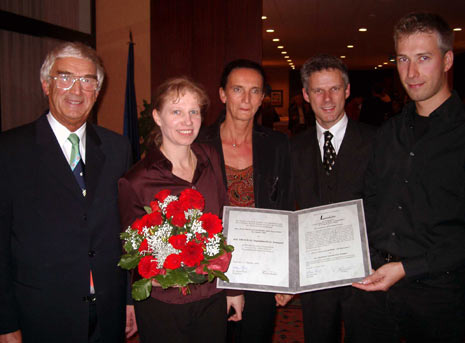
[118,188,234,300]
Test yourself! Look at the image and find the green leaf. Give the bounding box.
[224,244,235,253]
[155,268,191,288]
[117,253,141,270]
[188,270,207,284]
[132,278,152,301]
[144,206,152,214]
[212,270,229,282]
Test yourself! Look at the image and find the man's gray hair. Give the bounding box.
[40,42,105,90]
[300,54,349,92]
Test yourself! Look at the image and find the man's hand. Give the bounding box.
[125,305,138,338]
[275,293,293,307]
[352,262,406,292]
[0,330,22,343]
[226,295,245,322]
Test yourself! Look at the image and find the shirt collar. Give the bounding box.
[316,113,348,143]
[46,112,86,160]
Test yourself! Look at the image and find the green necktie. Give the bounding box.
[68,133,81,170]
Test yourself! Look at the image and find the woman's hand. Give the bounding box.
[226,295,245,321]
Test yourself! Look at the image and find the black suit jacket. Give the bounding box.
[0,115,132,342]
[292,119,376,209]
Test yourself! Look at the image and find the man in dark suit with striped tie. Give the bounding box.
[0,42,136,343]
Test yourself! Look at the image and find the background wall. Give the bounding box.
[96,0,151,134]
[264,66,290,117]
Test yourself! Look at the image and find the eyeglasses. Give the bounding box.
[49,74,99,91]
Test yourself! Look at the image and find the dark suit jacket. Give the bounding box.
[197,115,294,211]
[292,119,376,209]
[0,115,132,342]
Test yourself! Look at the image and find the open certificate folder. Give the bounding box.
[217,199,371,294]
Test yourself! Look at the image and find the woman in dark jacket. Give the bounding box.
[197,59,293,342]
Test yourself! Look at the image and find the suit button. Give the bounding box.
[88,250,96,257]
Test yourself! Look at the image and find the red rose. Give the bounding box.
[169,234,187,250]
[150,200,160,213]
[200,213,223,237]
[181,241,204,267]
[131,217,146,234]
[171,212,187,227]
[138,239,149,253]
[154,189,171,202]
[163,253,182,269]
[166,201,187,227]
[196,251,232,274]
[138,255,162,279]
[145,211,163,227]
[179,189,205,211]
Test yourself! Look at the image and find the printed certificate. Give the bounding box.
[217,199,371,293]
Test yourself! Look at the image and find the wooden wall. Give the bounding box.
[150,0,263,125]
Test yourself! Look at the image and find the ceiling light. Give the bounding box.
[378,64,382,67]
[374,67,378,70]
[347,45,354,48]
[389,58,395,62]
[281,51,287,54]
[273,38,280,42]
[284,55,290,58]
[383,62,388,65]
[358,28,367,32]
[261,16,267,20]
[453,28,462,31]
[266,29,274,33]
[287,59,292,62]
[340,55,346,59]
[277,45,284,49]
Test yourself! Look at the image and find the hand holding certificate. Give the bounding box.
[218,199,371,294]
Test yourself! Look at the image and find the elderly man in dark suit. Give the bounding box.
[0,42,136,343]
[279,54,376,343]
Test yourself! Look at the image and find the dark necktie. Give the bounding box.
[323,131,336,173]
[68,133,86,197]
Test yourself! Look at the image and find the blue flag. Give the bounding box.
[123,38,141,163]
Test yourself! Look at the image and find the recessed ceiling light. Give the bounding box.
[281,51,287,54]
[277,45,284,49]
[266,29,275,33]
[454,28,462,31]
[340,55,346,59]
[261,16,267,20]
[383,62,388,65]
[389,58,395,62]
[378,64,383,67]
[358,28,367,32]
[273,38,280,42]
[287,59,292,62]
[347,45,354,48]
[284,55,290,58]
[374,67,378,70]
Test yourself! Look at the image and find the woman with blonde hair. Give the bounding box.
[118,77,243,342]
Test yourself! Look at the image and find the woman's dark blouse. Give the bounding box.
[118,143,231,304]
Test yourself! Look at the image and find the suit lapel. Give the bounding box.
[35,115,83,198]
[337,119,363,181]
[84,124,105,207]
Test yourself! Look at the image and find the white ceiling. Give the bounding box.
[262,0,465,70]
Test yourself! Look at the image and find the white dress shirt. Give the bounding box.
[47,113,86,164]
[316,114,348,161]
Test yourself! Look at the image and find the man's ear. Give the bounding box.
[444,50,454,73]
[41,80,50,96]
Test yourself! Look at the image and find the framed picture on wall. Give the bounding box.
[270,90,283,107]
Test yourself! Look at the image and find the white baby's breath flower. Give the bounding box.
[205,234,221,256]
